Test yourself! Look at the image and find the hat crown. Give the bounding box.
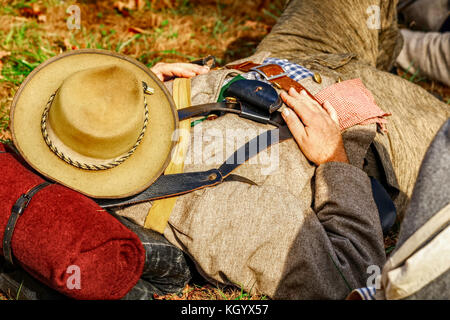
[48,65,145,160]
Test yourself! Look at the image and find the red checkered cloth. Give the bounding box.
[314,79,390,132]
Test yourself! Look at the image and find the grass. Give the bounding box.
[0,0,284,300]
[154,283,268,300]
[0,0,284,140]
[0,0,448,300]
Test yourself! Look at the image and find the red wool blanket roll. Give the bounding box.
[0,144,145,300]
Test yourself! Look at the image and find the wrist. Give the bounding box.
[317,149,349,165]
[325,139,349,164]
[328,152,349,164]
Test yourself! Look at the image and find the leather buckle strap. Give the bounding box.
[227,61,321,104]
[250,64,288,81]
[95,125,293,209]
[226,61,260,72]
[177,100,284,127]
[3,182,52,266]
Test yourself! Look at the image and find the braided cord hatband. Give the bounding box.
[40,84,150,171]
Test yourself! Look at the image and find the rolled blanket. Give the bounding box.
[0,144,145,300]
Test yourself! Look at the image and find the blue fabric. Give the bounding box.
[354,286,377,300]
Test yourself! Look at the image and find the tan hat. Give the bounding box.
[10,49,178,198]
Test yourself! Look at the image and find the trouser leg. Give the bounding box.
[396,30,450,86]
[256,0,403,71]
[255,0,449,219]
[398,0,449,32]
[337,61,450,219]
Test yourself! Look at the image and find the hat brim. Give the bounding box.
[11,49,179,199]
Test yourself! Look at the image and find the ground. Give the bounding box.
[0,0,448,300]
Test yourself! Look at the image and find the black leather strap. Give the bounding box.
[3,182,51,266]
[96,169,224,208]
[1,144,21,156]
[177,100,285,127]
[218,125,292,178]
[178,101,241,121]
[95,126,292,208]
[94,95,292,208]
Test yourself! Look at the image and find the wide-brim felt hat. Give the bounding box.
[10,49,178,198]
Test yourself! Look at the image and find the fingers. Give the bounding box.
[322,101,340,126]
[280,107,307,142]
[150,62,210,81]
[169,65,197,78]
[287,88,323,114]
[282,88,339,129]
[280,91,315,125]
[298,89,307,97]
[289,87,302,98]
[194,64,211,74]
[150,63,167,81]
[174,63,210,75]
[297,88,328,114]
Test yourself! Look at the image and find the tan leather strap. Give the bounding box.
[226,61,321,104]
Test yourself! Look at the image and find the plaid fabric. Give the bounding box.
[224,58,313,85]
[314,79,390,132]
[255,58,314,82]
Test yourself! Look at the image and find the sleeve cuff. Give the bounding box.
[314,161,373,208]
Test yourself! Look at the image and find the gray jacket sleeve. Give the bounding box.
[313,162,386,296]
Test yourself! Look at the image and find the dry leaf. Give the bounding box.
[162,0,174,9]
[243,20,270,31]
[128,26,149,34]
[0,51,9,75]
[37,14,47,23]
[20,3,42,17]
[61,39,78,50]
[0,51,11,60]
[113,0,135,16]
[115,0,146,15]
[243,20,258,29]
[0,130,12,142]
[146,13,162,28]
[63,38,71,49]
[136,0,145,10]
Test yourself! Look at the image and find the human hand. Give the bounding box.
[150,62,210,82]
[280,88,349,166]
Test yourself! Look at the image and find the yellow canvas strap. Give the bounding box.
[144,78,192,233]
